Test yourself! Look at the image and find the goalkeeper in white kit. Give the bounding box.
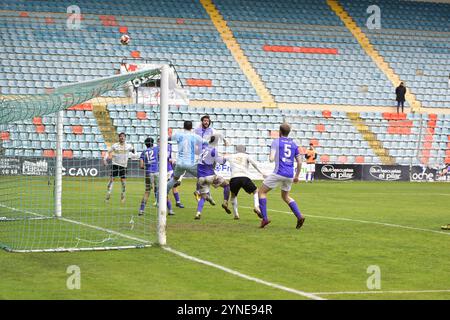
[103,132,137,203]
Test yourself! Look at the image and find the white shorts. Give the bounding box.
[198,175,225,194]
[262,173,293,192]
[306,163,316,172]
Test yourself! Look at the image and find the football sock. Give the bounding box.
[223,185,230,201]
[253,192,259,208]
[231,197,238,216]
[139,199,146,212]
[288,201,302,219]
[107,181,113,193]
[173,192,180,203]
[259,198,268,220]
[197,197,206,213]
[167,200,172,212]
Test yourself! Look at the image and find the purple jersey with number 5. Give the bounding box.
[271,137,299,178]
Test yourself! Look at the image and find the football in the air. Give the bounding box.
[120,34,130,45]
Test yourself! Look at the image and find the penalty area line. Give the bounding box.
[162,246,325,300]
[241,206,450,237]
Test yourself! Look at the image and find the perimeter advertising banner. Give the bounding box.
[316,164,362,181]
[362,165,409,182]
[409,166,439,182]
[1,157,448,182]
[0,157,21,176]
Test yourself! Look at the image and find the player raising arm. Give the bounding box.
[103,132,136,203]
[258,123,305,229]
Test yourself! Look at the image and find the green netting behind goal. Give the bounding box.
[0,68,166,252]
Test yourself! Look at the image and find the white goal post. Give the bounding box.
[0,64,174,252]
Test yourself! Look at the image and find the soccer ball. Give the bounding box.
[120,34,130,45]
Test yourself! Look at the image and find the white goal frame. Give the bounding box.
[1,65,170,252]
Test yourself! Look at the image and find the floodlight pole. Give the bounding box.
[55,110,63,218]
[157,65,169,246]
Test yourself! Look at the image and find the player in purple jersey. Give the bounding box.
[159,138,184,209]
[195,134,231,220]
[193,115,229,204]
[138,137,174,216]
[258,123,305,229]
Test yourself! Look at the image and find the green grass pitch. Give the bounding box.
[1,179,449,300]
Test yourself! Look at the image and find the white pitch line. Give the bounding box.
[312,289,450,296]
[242,206,450,237]
[163,246,325,300]
[291,192,450,196]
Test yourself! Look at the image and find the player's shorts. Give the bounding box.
[229,176,257,196]
[262,173,293,192]
[306,163,316,172]
[167,170,174,181]
[198,175,225,194]
[111,164,127,179]
[173,163,197,178]
[145,172,158,192]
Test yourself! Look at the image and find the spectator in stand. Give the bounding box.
[395,82,407,114]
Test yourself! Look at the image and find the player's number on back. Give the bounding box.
[146,150,155,163]
[284,144,291,158]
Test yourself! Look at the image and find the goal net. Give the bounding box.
[0,65,173,252]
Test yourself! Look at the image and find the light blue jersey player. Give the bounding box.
[167,121,204,193]
[257,123,305,229]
